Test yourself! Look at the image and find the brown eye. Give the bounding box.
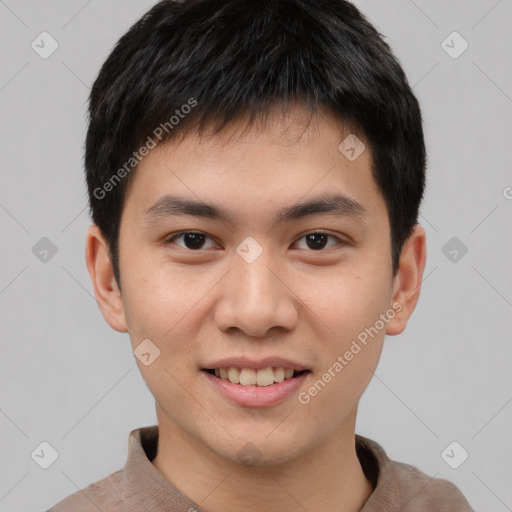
[294,232,342,251]
[166,232,217,250]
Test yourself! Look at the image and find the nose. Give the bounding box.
[213,245,299,339]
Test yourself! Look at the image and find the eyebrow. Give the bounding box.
[142,193,367,226]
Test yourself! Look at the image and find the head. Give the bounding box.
[85,0,426,465]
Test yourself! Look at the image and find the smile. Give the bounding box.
[205,367,309,386]
[202,363,311,408]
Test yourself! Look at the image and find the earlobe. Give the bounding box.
[85,224,128,333]
[386,224,427,336]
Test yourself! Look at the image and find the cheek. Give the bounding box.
[306,269,390,407]
[120,262,219,399]
[300,265,392,341]
[121,257,205,341]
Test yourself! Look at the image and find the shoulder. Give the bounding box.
[46,469,128,512]
[392,459,475,512]
[356,435,475,512]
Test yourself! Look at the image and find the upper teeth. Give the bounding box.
[214,367,295,386]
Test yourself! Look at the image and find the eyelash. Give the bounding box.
[164,230,345,251]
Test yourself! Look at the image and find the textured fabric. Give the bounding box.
[47,425,474,512]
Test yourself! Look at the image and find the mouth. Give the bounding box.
[203,367,311,387]
[201,358,312,407]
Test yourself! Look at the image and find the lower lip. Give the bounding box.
[202,371,309,408]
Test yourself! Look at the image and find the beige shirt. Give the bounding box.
[47,425,474,512]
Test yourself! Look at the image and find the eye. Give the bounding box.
[293,231,343,251]
[165,231,218,250]
[164,230,344,252]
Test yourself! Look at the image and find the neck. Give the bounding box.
[152,407,374,512]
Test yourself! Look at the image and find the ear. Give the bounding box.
[85,224,128,332]
[386,224,427,336]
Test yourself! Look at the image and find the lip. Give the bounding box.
[202,356,309,372]
[202,369,309,408]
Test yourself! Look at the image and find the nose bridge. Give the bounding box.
[236,245,279,304]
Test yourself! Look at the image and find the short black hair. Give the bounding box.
[85,0,426,288]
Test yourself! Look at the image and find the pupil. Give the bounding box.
[306,233,327,250]
[185,233,205,249]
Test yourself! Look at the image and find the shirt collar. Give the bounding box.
[123,425,398,511]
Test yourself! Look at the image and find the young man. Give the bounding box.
[48,0,474,510]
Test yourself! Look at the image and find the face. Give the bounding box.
[91,107,418,466]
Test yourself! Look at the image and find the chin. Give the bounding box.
[206,431,310,468]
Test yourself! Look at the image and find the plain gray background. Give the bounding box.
[0,1,511,511]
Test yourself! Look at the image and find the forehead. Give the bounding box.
[122,106,385,226]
